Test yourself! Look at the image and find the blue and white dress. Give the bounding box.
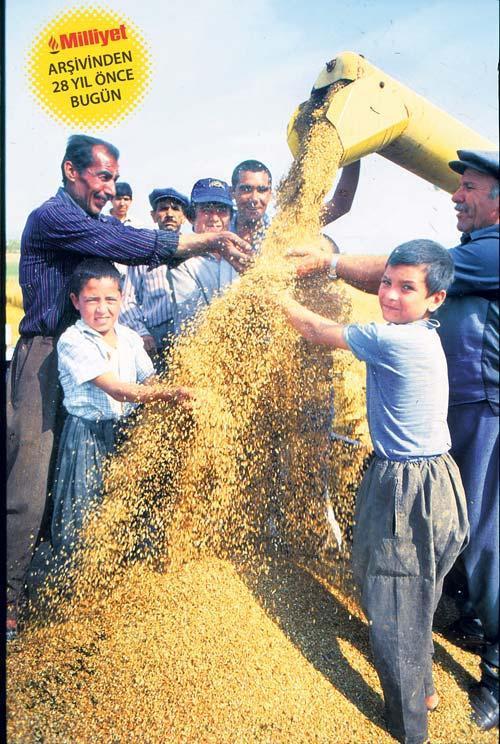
[50,319,154,561]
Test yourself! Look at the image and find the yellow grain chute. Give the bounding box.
[287,51,496,192]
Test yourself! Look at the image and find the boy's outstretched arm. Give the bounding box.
[282,297,350,350]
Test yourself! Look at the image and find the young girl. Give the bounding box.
[49,258,192,564]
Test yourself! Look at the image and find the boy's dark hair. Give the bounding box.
[231,159,272,188]
[387,239,455,293]
[69,258,122,296]
[61,134,120,183]
[114,181,132,198]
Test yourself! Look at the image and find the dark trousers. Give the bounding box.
[352,454,469,744]
[448,401,499,677]
[6,336,64,606]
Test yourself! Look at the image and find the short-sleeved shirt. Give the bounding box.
[435,225,499,411]
[57,319,154,421]
[344,319,451,460]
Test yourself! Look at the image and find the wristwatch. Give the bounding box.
[328,253,340,281]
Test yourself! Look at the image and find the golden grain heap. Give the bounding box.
[8,85,491,744]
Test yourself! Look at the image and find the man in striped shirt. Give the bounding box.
[119,187,191,366]
[6,134,251,629]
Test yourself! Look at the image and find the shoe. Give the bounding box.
[6,619,17,642]
[443,617,485,650]
[469,682,499,731]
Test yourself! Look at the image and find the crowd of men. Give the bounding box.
[5,132,499,734]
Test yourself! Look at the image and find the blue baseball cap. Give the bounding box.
[190,178,234,208]
[149,187,189,211]
[449,150,499,180]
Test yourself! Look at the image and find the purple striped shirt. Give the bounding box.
[19,188,180,336]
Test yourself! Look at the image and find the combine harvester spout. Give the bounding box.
[287,51,496,193]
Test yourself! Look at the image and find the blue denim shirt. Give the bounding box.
[435,225,499,412]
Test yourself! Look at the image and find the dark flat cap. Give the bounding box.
[149,187,189,211]
[449,149,499,179]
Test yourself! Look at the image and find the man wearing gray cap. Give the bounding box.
[119,187,191,367]
[434,149,499,732]
[287,149,499,734]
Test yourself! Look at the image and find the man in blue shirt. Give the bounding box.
[6,134,251,631]
[288,149,499,732]
[168,178,240,336]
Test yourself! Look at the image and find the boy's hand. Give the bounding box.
[286,236,335,277]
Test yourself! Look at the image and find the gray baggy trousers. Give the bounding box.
[352,453,469,744]
[6,336,64,606]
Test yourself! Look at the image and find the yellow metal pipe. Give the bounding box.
[287,51,496,193]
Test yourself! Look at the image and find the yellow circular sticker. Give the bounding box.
[27,5,151,129]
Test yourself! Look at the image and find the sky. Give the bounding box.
[5,0,499,253]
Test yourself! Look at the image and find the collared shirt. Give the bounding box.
[120,264,175,336]
[435,224,499,410]
[344,319,451,460]
[19,188,180,337]
[230,212,270,252]
[169,253,238,334]
[57,319,154,421]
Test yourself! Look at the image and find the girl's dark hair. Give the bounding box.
[387,239,455,293]
[69,258,122,296]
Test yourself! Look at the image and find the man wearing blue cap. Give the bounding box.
[119,187,191,366]
[168,178,240,335]
[286,148,499,734]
